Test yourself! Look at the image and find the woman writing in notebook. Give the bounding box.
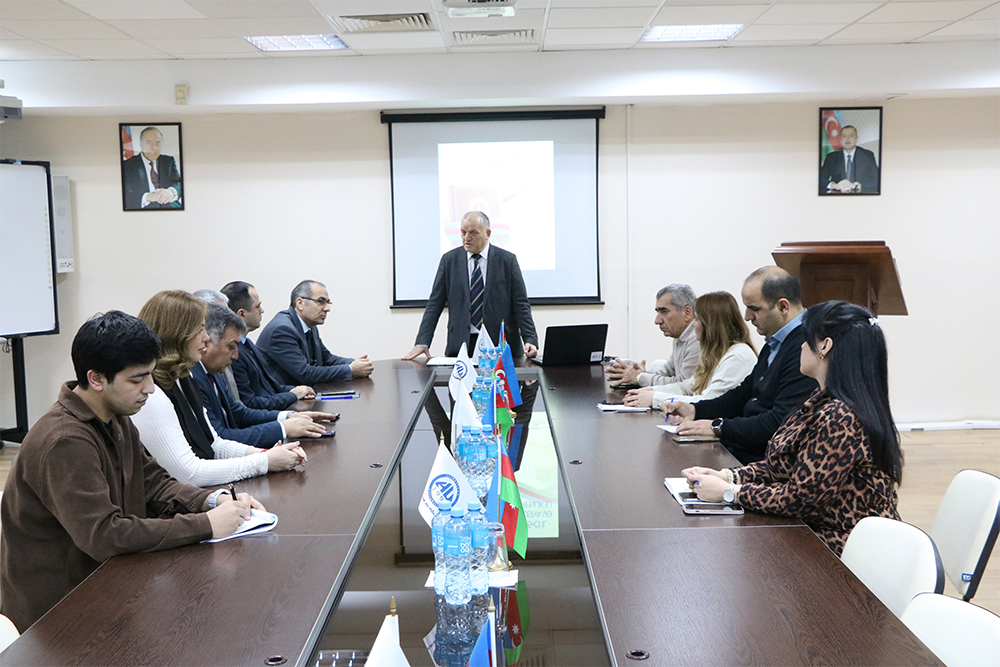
[624,291,756,408]
[682,301,903,554]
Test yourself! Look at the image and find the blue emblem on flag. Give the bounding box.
[453,360,468,380]
[428,473,460,508]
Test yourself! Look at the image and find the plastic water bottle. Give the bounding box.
[468,427,487,497]
[467,501,490,595]
[455,425,472,478]
[432,500,452,595]
[444,506,472,605]
[472,377,488,418]
[481,430,497,499]
[477,336,490,376]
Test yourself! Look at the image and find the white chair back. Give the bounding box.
[841,516,944,618]
[0,614,16,653]
[929,469,1000,601]
[901,593,1000,667]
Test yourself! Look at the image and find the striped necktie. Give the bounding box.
[470,253,484,330]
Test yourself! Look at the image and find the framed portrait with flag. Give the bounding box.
[818,107,882,196]
[120,122,184,211]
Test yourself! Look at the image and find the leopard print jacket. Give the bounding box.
[734,390,900,555]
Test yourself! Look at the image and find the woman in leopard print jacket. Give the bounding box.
[683,300,903,555]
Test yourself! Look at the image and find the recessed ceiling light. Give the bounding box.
[443,0,516,18]
[643,24,744,43]
[245,34,348,51]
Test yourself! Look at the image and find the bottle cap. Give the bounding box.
[471,427,481,435]
[467,500,481,512]
[450,506,465,517]
[438,500,452,512]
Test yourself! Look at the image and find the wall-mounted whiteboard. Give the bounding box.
[0,160,59,337]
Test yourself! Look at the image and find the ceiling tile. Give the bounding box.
[61,0,208,20]
[0,1,93,20]
[652,5,770,25]
[438,8,545,31]
[105,19,232,39]
[339,31,446,49]
[313,0,434,16]
[860,1,991,22]
[966,2,999,19]
[143,36,262,54]
[187,0,321,18]
[0,39,80,60]
[1,19,130,40]
[731,23,842,40]
[547,7,658,28]
[36,38,170,56]
[755,3,882,24]
[542,27,645,45]
[917,17,1000,37]
[549,0,662,7]
[823,20,948,41]
[213,16,336,35]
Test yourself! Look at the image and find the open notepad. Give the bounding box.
[664,477,743,516]
[204,509,278,543]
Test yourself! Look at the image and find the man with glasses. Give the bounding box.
[256,280,373,384]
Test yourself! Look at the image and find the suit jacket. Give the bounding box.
[231,337,299,410]
[256,308,354,385]
[694,323,818,464]
[121,154,182,210]
[415,245,538,357]
[819,146,879,193]
[190,363,284,447]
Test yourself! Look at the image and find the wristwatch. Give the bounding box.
[723,484,737,504]
[711,418,724,438]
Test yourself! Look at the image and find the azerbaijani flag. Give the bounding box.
[498,438,527,558]
[494,344,522,407]
[502,582,530,667]
[121,125,135,160]
[493,378,514,443]
[821,109,844,161]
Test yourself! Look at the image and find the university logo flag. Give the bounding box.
[450,384,482,447]
[497,439,527,558]
[502,582,530,667]
[466,603,496,667]
[494,344,522,406]
[449,342,476,398]
[367,602,411,667]
[472,324,496,368]
[418,442,478,528]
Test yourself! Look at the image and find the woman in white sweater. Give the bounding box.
[625,291,756,408]
[131,290,306,487]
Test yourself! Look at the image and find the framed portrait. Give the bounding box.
[819,107,882,196]
[119,122,184,211]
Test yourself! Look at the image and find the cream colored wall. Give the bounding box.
[1,97,997,429]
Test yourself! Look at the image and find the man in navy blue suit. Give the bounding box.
[256,281,373,385]
[221,281,315,410]
[193,304,334,447]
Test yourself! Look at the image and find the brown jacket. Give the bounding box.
[0,383,214,632]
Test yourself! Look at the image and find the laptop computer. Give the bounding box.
[532,324,608,366]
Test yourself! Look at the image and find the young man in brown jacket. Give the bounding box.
[0,311,264,633]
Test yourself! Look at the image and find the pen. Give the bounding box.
[228,483,237,502]
[663,398,674,422]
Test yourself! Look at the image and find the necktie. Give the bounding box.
[846,155,854,182]
[149,159,159,189]
[470,253,484,330]
[307,328,322,365]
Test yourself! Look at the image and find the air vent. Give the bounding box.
[453,29,536,46]
[329,13,433,33]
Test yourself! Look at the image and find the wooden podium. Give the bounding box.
[771,241,906,316]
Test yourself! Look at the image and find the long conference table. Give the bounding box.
[0,359,941,666]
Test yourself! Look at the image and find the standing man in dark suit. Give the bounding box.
[403,211,538,360]
[121,126,182,210]
[256,281,373,385]
[819,125,880,194]
[192,304,331,447]
[663,267,818,464]
[221,281,316,410]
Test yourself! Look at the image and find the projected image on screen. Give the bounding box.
[438,141,555,271]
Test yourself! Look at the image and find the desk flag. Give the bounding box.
[449,343,476,398]
[472,324,496,368]
[467,597,497,667]
[485,438,527,558]
[502,582,530,667]
[494,344,522,407]
[367,597,411,667]
[418,443,477,528]
[499,321,507,352]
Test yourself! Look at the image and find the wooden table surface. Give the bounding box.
[0,359,942,666]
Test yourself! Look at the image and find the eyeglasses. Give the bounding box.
[301,297,332,307]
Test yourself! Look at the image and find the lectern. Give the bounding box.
[771,241,906,316]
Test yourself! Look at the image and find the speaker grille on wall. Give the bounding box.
[51,174,74,273]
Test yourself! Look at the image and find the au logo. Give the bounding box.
[428,473,461,508]
[453,360,468,380]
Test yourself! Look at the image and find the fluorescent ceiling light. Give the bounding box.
[643,24,744,42]
[245,34,348,51]
[447,6,516,18]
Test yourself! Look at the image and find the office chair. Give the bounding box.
[901,592,1000,667]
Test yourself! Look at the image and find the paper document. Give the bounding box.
[204,509,278,543]
[597,403,649,413]
[658,423,680,434]
[426,357,457,366]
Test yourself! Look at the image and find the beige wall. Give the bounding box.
[1,96,998,428]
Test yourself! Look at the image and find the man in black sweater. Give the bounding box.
[663,266,818,463]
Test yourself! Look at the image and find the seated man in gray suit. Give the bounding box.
[403,210,538,360]
[256,281,373,385]
[221,280,315,410]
